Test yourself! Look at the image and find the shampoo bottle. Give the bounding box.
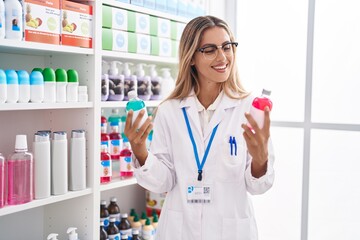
[5,0,23,40]
[148,64,162,100]
[5,69,19,103]
[135,63,151,101]
[249,89,273,129]
[160,68,175,99]
[33,131,51,199]
[42,68,56,103]
[122,62,137,101]
[67,227,79,240]
[17,70,30,103]
[108,61,124,101]
[51,131,68,195]
[0,0,5,39]
[7,134,33,205]
[30,70,44,103]
[69,129,86,191]
[0,69,7,103]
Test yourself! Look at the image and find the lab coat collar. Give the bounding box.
[179,89,240,140]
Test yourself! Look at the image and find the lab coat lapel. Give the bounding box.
[179,95,203,140]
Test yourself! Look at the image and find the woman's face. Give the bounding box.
[192,26,234,87]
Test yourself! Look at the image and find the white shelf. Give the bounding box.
[0,102,94,111]
[0,39,94,56]
[100,100,161,108]
[102,50,178,64]
[100,177,138,192]
[102,0,190,23]
[0,188,93,217]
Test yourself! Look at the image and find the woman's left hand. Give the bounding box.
[241,107,271,178]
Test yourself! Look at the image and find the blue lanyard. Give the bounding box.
[182,107,219,181]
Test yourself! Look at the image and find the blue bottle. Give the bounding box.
[126,90,148,128]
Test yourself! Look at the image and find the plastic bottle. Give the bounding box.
[132,229,141,240]
[100,200,110,230]
[128,208,137,223]
[249,89,273,129]
[101,60,109,101]
[120,234,128,240]
[30,70,44,103]
[5,0,23,40]
[47,233,59,240]
[33,131,51,199]
[142,218,155,240]
[67,227,79,240]
[0,0,5,39]
[42,68,56,103]
[122,62,137,101]
[107,197,121,226]
[101,112,110,147]
[0,153,5,208]
[100,144,112,184]
[119,138,133,179]
[0,69,6,103]
[69,129,86,191]
[78,86,88,102]
[109,121,122,161]
[135,63,151,101]
[126,90,148,128]
[55,68,68,103]
[67,69,79,102]
[17,70,30,103]
[107,217,120,240]
[108,108,121,130]
[118,213,132,238]
[51,131,68,195]
[140,211,148,226]
[7,134,33,205]
[5,69,19,103]
[100,221,108,240]
[131,214,142,237]
[160,68,175,99]
[151,214,158,235]
[108,61,125,101]
[148,64,162,100]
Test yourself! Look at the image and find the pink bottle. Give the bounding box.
[0,153,5,208]
[7,135,34,205]
[101,115,110,147]
[109,121,122,161]
[119,138,133,178]
[249,89,273,129]
[100,144,112,184]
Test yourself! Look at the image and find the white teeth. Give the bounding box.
[213,65,227,70]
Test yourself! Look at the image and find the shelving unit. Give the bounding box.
[0,1,187,239]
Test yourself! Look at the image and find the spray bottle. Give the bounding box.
[67,227,79,240]
[148,64,162,100]
[108,61,124,101]
[101,60,110,101]
[160,68,175,99]
[135,63,151,101]
[122,62,137,100]
[47,233,59,240]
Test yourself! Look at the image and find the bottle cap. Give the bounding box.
[133,214,139,222]
[0,69,6,84]
[128,90,137,100]
[42,68,56,82]
[15,135,28,152]
[30,71,44,85]
[145,218,151,225]
[153,214,158,223]
[71,129,85,138]
[66,227,78,240]
[47,233,59,240]
[53,131,67,140]
[5,69,18,84]
[109,217,116,222]
[32,68,43,72]
[121,234,128,239]
[121,213,128,218]
[133,229,139,235]
[160,68,171,78]
[34,132,50,142]
[101,200,107,205]
[55,68,68,82]
[110,197,117,202]
[109,61,122,75]
[67,69,79,83]
[262,89,271,96]
[17,70,30,85]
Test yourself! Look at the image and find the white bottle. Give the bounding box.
[42,68,56,103]
[33,131,51,199]
[122,62,137,101]
[5,0,23,40]
[47,233,59,240]
[55,68,68,103]
[108,61,125,101]
[67,227,79,240]
[17,70,30,103]
[78,86,88,102]
[51,131,68,195]
[5,69,19,103]
[30,70,44,103]
[148,64,162,100]
[160,68,175,99]
[0,69,7,103]
[0,0,5,39]
[66,69,79,102]
[69,129,86,191]
[135,63,151,101]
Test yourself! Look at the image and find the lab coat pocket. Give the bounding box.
[162,209,183,240]
[222,217,256,240]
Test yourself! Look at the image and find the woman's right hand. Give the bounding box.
[124,109,153,166]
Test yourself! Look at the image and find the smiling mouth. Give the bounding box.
[212,64,228,71]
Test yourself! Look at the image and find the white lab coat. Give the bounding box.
[134,91,275,240]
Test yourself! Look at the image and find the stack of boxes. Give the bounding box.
[102,5,185,58]
[23,0,93,48]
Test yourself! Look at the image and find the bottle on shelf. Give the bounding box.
[66,227,79,240]
[108,197,121,226]
[55,68,68,103]
[67,69,79,102]
[152,214,158,235]
[160,68,175,100]
[140,211,148,227]
[4,0,23,40]
[131,214,142,237]
[42,68,56,103]
[51,131,68,195]
[148,64,162,100]
[0,153,5,208]
[119,137,133,179]
[126,90,148,129]
[0,0,5,39]
[118,213,132,238]
[100,200,110,230]
[248,89,273,130]
[108,108,121,130]
[69,129,86,191]
[33,131,51,199]
[100,144,112,184]
[128,208,137,223]
[17,70,30,103]
[100,221,108,240]
[135,63,151,101]
[101,111,110,147]
[5,69,19,103]
[142,218,155,240]
[101,60,110,101]
[108,61,125,101]
[29,70,44,103]
[0,69,6,103]
[109,120,122,161]
[122,62,137,101]
[7,134,34,205]
[107,217,120,240]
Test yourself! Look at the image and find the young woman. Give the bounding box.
[125,15,275,240]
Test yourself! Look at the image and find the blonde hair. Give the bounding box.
[166,15,249,101]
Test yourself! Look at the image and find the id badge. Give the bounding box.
[187,182,211,204]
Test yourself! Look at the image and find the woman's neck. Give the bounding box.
[198,83,221,109]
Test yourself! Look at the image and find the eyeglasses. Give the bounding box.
[197,42,238,60]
